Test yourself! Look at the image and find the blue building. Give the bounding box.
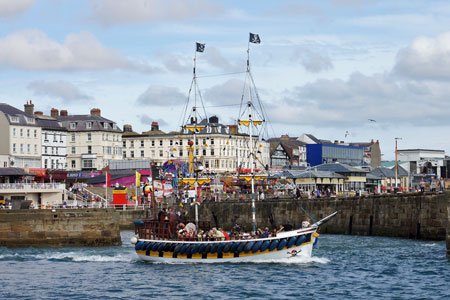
[306,144,364,167]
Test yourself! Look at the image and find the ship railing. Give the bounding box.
[135,219,211,241]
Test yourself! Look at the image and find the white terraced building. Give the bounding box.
[122,116,270,174]
[56,108,123,171]
[0,103,42,169]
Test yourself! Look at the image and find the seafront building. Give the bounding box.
[56,108,123,171]
[121,116,270,174]
[0,103,42,169]
[22,102,68,171]
[267,135,307,168]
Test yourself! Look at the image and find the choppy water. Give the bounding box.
[1,232,449,299]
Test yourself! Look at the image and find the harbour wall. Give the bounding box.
[118,209,148,229]
[193,192,449,241]
[0,208,122,248]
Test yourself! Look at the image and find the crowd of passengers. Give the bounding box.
[157,207,311,241]
[175,221,311,241]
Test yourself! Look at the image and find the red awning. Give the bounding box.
[28,168,47,177]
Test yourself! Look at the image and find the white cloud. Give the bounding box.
[136,85,186,106]
[394,32,450,80]
[27,80,93,103]
[269,72,449,128]
[137,114,168,127]
[0,0,34,18]
[89,0,223,26]
[291,48,333,73]
[203,79,246,106]
[0,29,159,72]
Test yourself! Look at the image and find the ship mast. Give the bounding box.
[247,44,257,233]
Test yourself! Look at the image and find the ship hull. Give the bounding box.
[134,229,318,263]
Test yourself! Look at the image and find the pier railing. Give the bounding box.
[0,183,65,190]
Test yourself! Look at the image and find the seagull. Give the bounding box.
[368,119,376,122]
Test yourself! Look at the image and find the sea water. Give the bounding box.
[0,232,448,299]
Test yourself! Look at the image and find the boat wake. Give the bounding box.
[0,250,134,263]
[42,252,134,262]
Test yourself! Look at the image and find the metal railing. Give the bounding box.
[0,183,65,190]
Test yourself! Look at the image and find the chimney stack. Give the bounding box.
[228,125,238,134]
[281,134,289,141]
[60,110,68,117]
[90,108,101,116]
[34,111,43,116]
[50,108,59,118]
[151,122,159,131]
[123,124,133,132]
[24,100,34,115]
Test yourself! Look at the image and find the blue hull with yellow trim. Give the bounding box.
[133,228,319,263]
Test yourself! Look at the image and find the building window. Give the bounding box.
[20,128,23,137]
[130,141,134,147]
[27,129,30,137]
[211,138,214,145]
[34,144,37,153]
[141,140,144,147]
[179,150,183,156]
[170,140,173,146]
[160,140,163,146]
[103,123,108,129]
[159,150,163,157]
[34,130,37,138]
[27,144,30,153]
[86,122,92,129]
[12,143,16,152]
[195,149,199,156]
[130,151,134,158]
[151,150,155,157]
[151,140,155,146]
[72,134,75,142]
[44,159,48,168]
[211,149,214,156]
[13,128,15,137]
[72,146,75,154]
[180,140,183,146]
[123,152,127,158]
[87,146,92,154]
[123,141,126,147]
[140,150,144,157]
[82,159,94,169]
[70,123,76,129]
[203,149,206,156]
[88,133,92,141]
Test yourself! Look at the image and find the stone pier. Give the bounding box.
[0,208,122,248]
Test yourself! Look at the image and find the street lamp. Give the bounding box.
[395,137,402,190]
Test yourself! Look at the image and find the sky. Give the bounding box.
[1,0,450,160]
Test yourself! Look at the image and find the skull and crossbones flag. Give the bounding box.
[196,42,205,52]
[249,33,261,44]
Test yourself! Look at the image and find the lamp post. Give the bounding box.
[395,137,402,190]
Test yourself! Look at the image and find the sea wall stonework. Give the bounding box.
[194,192,449,241]
[0,208,121,248]
[118,210,148,229]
